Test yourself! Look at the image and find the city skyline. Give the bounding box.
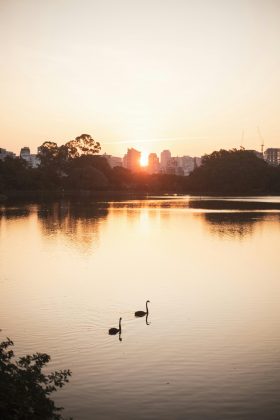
[1,140,207,160]
[3,141,280,173]
[1,1,280,157]
[1,140,267,164]
[0,142,201,173]
[0,133,268,160]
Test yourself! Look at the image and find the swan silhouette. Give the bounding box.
[109,317,122,335]
[135,300,150,317]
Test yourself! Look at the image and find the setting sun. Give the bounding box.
[140,152,148,167]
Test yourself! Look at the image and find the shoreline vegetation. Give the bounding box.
[2,189,280,203]
[1,135,280,200]
[0,336,71,420]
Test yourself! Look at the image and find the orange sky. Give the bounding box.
[1,0,280,157]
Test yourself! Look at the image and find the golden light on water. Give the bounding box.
[1,199,280,418]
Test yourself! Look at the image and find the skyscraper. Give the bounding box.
[123,148,141,172]
[148,153,160,174]
[264,148,280,166]
[160,150,171,171]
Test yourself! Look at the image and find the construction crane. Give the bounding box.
[257,127,265,155]
[240,129,244,149]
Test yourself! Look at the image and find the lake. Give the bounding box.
[1,196,280,419]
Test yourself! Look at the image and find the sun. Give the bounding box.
[140,152,148,167]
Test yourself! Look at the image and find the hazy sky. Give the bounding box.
[1,0,280,157]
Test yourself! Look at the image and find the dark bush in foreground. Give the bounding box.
[0,337,71,420]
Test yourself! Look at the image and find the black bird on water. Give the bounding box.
[135,300,150,317]
[109,317,122,335]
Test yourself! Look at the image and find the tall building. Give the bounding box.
[166,157,179,174]
[148,153,160,174]
[159,150,202,175]
[264,148,280,166]
[123,148,141,172]
[20,147,31,159]
[0,148,16,161]
[181,156,202,175]
[20,147,40,168]
[180,156,196,175]
[160,150,171,171]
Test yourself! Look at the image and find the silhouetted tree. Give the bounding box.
[110,166,133,189]
[2,144,280,196]
[65,166,109,190]
[64,134,101,159]
[0,157,31,190]
[38,142,60,167]
[0,337,71,420]
[186,148,279,194]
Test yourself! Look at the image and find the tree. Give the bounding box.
[65,166,109,190]
[64,134,101,159]
[0,337,71,420]
[0,157,31,190]
[186,148,274,194]
[38,142,60,167]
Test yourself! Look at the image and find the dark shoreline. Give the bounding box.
[1,189,280,199]
[1,190,280,211]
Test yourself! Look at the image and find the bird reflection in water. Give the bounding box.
[146,313,151,326]
[109,317,122,341]
[134,300,151,325]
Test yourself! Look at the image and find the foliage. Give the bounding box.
[65,165,109,189]
[0,337,71,420]
[2,143,280,195]
[38,134,101,167]
[38,142,60,167]
[186,148,280,194]
[64,134,101,159]
[0,132,190,194]
[0,157,35,190]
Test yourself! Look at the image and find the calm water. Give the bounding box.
[1,196,280,419]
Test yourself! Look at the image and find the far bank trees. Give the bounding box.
[37,134,107,190]
[186,148,280,194]
[38,134,101,167]
[2,141,280,196]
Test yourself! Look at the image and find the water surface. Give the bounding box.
[1,196,280,419]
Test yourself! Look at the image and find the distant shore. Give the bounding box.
[0,189,166,202]
[1,189,280,203]
[2,149,280,199]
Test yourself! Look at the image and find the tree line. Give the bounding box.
[1,135,280,196]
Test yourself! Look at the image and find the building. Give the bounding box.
[264,148,280,166]
[102,153,123,168]
[20,147,40,168]
[246,149,264,159]
[180,156,197,175]
[0,148,16,161]
[182,156,202,174]
[123,148,141,172]
[159,150,202,175]
[160,150,171,171]
[148,153,160,174]
[166,157,179,175]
